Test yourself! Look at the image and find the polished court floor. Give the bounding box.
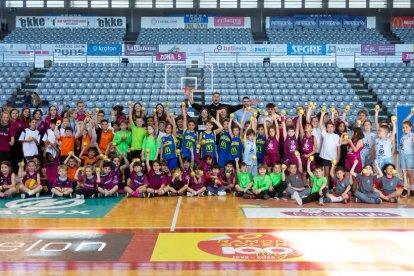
[1,195,414,275]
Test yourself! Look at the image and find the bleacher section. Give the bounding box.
[34,62,363,122]
[356,63,414,113]
[137,28,253,44]
[392,29,414,43]
[0,62,33,106]
[267,28,388,44]
[2,28,125,44]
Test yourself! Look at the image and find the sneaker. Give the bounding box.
[114,192,119,198]
[126,193,131,198]
[401,189,408,198]
[323,197,332,203]
[342,198,348,204]
[217,191,226,196]
[51,193,54,198]
[243,193,254,199]
[20,193,26,199]
[80,194,84,199]
[319,197,324,206]
[281,197,288,201]
[263,194,270,200]
[235,191,244,197]
[292,192,302,206]
[178,192,184,196]
[186,192,193,197]
[410,191,414,199]
[374,198,382,204]
[90,194,95,199]
[207,191,213,196]
[273,196,280,200]
[388,197,398,203]
[137,193,145,198]
[198,192,205,197]
[35,193,40,198]
[355,198,360,203]
[76,194,82,199]
[69,193,72,198]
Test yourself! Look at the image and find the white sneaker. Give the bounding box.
[207,191,212,196]
[76,194,81,199]
[319,197,324,206]
[292,192,302,206]
[20,193,26,199]
[217,191,226,196]
[273,196,280,200]
[187,192,193,197]
[35,193,40,198]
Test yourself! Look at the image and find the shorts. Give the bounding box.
[264,154,279,167]
[400,154,414,170]
[218,153,229,168]
[320,158,332,167]
[167,158,178,170]
[376,157,394,171]
[380,186,403,196]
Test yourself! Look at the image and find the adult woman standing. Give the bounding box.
[10,109,26,172]
[0,112,14,163]
[45,105,62,129]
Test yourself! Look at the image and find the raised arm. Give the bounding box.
[282,120,287,141]
[330,162,336,179]
[319,111,326,131]
[212,117,223,135]
[306,105,312,124]
[235,158,240,174]
[295,115,301,139]
[307,158,314,178]
[403,110,414,123]
[389,117,397,143]
[374,108,380,131]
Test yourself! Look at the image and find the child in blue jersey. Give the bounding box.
[180,104,197,159]
[218,119,231,168]
[174,115,184,150]
[256,124,266,166]
[243,122,258,176]
[161,122,178,170]
[228,116,243,162]
[373,119,396,171]
[199,115,223,161]
[400,113,414,198]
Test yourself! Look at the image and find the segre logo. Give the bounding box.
[288,44,326,55]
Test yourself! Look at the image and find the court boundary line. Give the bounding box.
[170,196,182,232]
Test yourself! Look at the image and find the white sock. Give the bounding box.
[330,196,344,203]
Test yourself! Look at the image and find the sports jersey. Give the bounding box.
[200,131,217,158]
[53,177,72,189]
[357,175,378,194]
[256,134,266,161]
[310,175,327,194]
[181,130,197,158]
[237,172,252,189]
[375,137,393,159]
[162,134,176,160]
[229,136,243,161]
[253,175,270,191]
[379,176,403,195]
[332,176,351,195]
[243,140,257,166]
[269,172,283,187]
[400,133,414,155]
[129,172,148,190]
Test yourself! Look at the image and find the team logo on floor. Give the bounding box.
[197,233,302,260]
[0,196,122,218]
[242,208,414,219]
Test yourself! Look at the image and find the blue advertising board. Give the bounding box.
[87,44,122,56]
[287,44,326,55]
[396,105,414,151]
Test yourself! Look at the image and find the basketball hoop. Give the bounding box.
[183,87,193,94]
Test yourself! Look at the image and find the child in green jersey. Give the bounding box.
[234,158,253,197]
[251,164,271,200]
[269,162,288,200]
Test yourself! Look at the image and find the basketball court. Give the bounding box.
[1,195,414,275]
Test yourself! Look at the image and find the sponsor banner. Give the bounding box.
[361,44,395,56]
[242,208,414,219]
[0,233,133,261]
[156,52,186,62]
[141,17,185,29]
[0,196,121,218]
[87,44,122,56]
[287,44,326,55]
[327,44,361,55]
[49,44,87,56]
[124,44,158,56]
[16,16,126,29]
[213,17,245,27]
[391,16,414,29]
[268,15,367,29]
[158,44,253,54]
[252,44,287,54]
[396,43,414,53]
[151,231,414,263]
[184,15,208,29]
[142,16,250,29]
[402,52,414,62]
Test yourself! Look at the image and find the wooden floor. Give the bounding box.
[1,195,414,275]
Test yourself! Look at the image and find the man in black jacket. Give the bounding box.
[186,91,243,117]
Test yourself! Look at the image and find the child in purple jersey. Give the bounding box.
[51,165,73,198]
[342,127,364,173]
[44,152,59,193]
[74,165,100,199]
[178,147,195,186]
[299,119,317,184]
[97,161,119,197]
[0,161,17,198]
[110,151,129,190]
[375,164,404,203]
[168,167,188,196]
[206,165,226,196]
[187,163,206,197]
[282,114,300,167]
[125,159,148,198]
[221,161,236,192]
[263,113,280,169]
[18,160,42,198]
[145,155,168,197]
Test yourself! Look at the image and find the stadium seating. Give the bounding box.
[2,28,125,44]
[392,29,414,43]
[33,62,363,122]
[267,28,388,44]
[0,62,34,106]
[137,28,253,44]
[356,63,414,114]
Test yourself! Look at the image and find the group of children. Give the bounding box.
[0,99,413,206]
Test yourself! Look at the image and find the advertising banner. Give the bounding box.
[158,44,253,54]
[16,16,126,29]
[49,44,87,56]
[213,17,245,27]
[268,15,367,29]
[361,44,395,56]
[87,44,122,56]
[391,16,414,29]
[124,44,158,56]
[156,52,186,62]
[184,15,208,29]
[402,52,414,61]
[287,44,326,55]
[326,44,361,55]
[141,17,185,29]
